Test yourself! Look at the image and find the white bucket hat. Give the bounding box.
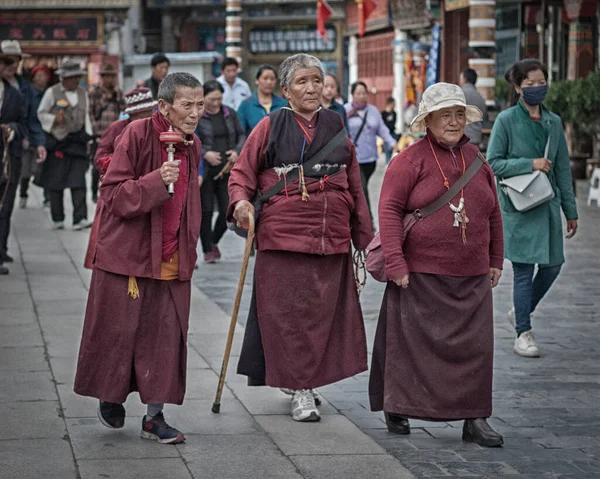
[410,82,483,133]
[0,40,31,59]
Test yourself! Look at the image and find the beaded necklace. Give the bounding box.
[427,136,469,244]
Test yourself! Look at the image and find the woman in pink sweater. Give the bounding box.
[369,83,505,447]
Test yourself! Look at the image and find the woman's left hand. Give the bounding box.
[489,268,502,288]
[566,219,578,239]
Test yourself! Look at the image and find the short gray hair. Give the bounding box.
[158,72,202,104]
[279,54,325,90]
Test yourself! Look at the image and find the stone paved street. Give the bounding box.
[193,159,600,479]
[1,159,598,478]
[1,181,413,479]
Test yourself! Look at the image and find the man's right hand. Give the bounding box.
[204,151,222,166]
[533,158,552,173]
[160,160,181,186]
[233,200,254,229]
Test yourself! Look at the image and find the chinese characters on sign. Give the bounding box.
[0,15,101,46]
[249,27,337,54]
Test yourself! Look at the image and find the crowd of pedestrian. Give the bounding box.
[0,37,580,450]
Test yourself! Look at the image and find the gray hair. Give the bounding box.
[279,54,325,90]
[158,72,202,104]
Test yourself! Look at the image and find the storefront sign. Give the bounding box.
[0,13,103,48]
[249,26,336,54]
[445,0,470,12]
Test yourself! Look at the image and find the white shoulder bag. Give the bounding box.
[499,137,555,212]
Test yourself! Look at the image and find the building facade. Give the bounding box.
[0,0,139,85]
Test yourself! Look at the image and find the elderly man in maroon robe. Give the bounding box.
[228,53,373,422]
[74,73,204,444]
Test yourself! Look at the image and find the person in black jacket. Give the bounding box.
[196,80,246,263]
[143,54,170,100]
[0,52,27,275]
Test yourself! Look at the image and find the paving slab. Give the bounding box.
[66,417,182,460]
[290,454,414,479]
[255,414,387,455]
[0,438,77,479]
[78,458,193,479]
[0,370,57,402]
[177,433,304,479]
[3,400,66,440]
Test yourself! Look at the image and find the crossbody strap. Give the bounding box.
[259,127,348,202]
[353,110,369,145]
[412,152,486,221]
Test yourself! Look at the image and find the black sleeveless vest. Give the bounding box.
[265,108,350,176]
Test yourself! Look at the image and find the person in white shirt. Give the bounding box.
[216,58,251,111]
[37,60,93,231]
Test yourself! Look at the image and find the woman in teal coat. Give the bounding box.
[487,59,578,358]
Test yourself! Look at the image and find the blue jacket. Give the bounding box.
[236,92,287,134]
[16,75,45,147]
[345,103,396,164]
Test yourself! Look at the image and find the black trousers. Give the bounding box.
[49,188,87,224]
[90,141,100,200]
[200,170,229,254]
[359,161,377,219]
[0,180,18,259]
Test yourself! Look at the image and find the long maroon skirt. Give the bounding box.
[74,269,191,405]
[237,250,368,389]
[369,273,494,420]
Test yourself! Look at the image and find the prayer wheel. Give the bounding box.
[468,0,496,48]
[226,16,242,44]
[468,58,496,107]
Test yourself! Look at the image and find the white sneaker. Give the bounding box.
[19,197,27,209]
[514,331,540,358]
[507,308,516,328]
[281,388,322,406]
[52,221,65,230]
[73,219,93,230]
[291,389,321,422]
[508,308,534,330]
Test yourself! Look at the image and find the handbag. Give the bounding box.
[499,171,554,212]
[366,152,486,282]
[229,128,348,238]
[498,137,554,212]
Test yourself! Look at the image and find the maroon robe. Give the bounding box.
[84,119,130,270]
[74,112,201,404]
[229,110,373,389]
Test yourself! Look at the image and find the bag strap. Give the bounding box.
[411,152,486,221]
[352,110,369,145]
[259,127,348,202]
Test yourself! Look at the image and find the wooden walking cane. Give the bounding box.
[212,211,255,414]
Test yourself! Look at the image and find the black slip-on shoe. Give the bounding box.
[463,418,504,447]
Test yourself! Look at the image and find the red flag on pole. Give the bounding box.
[357,0,377,37]
[317,0,333,40]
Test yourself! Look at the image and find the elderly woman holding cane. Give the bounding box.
[369,83,505,447]
[228,53,373,423]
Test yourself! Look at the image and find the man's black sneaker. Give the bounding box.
[2,253,13,263]
[140,412,185,444]
[97,401,125,429]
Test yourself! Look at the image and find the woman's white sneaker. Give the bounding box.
[507,308,516,328]
[514,331,540,357]
[291,389,321,422]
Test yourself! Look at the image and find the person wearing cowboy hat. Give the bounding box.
[369,82,505,447]
[0,43,27,274]
[37,60,93,230]
[88,63,125,202]
[19,65,51,209]
[2,41,48,212]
